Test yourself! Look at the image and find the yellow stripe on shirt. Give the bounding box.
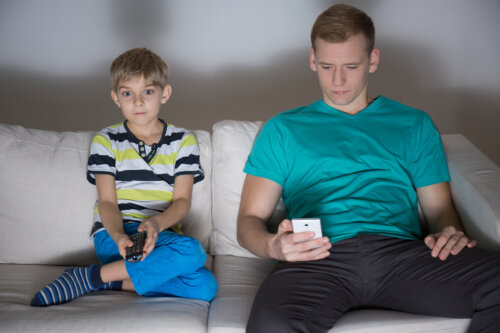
[116,189,173,203]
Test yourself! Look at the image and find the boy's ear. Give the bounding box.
[110,90,121,108]
[161,84,172,104]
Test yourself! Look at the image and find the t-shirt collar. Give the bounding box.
[315,95,383,117]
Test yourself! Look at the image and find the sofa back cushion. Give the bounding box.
[184,130,213,250]
[210,120,286,257]
[0,123,212,265]
[443,134,500,251]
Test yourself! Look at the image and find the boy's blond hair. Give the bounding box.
[311,4,375,54]
[110,48,170,91]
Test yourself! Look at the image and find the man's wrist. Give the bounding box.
[267,233,281,260]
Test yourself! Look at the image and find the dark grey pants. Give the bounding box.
[247,235,500,333]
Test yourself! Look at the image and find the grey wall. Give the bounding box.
[1,0,499,165]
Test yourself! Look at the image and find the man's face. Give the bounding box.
[310,34,379,114]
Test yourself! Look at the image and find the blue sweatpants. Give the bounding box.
[93,223,218,302]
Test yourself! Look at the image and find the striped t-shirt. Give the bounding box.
[87,119,204,236]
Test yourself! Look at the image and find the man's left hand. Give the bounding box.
[424,226,477,260]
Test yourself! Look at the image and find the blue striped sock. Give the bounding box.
[98,280,123,291]
[31,264,103,307]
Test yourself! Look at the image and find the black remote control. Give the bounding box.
[126,232,146,263]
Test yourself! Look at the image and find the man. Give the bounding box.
[237,4,500,332]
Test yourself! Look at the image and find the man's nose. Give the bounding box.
[332,69,345,86]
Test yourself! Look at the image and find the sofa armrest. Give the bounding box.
[442,134,500,251]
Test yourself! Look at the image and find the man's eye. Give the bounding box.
[346,66,358,70]
[321,66,331,70]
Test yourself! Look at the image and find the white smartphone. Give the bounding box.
[291,218,322,239]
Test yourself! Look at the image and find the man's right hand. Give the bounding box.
[237,175,331,261]
[271,219,331,262]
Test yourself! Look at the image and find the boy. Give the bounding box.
[238,4,500,332]
[31,48,218,306]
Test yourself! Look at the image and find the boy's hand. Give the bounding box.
[114,233,134,259]
[137,220,160,260]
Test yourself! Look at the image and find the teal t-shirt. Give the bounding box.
[244,96,450,243]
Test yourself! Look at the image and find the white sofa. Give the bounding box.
[1,120,499,333]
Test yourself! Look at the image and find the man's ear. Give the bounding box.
[369,48,380,74]
[110,90,121,108]
[309,47,318,72]
[161,84,172,104]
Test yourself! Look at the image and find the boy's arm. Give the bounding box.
[95,174,133,258]
[417,181,477,261]
[139,174,194,256]
[237,175,331,261]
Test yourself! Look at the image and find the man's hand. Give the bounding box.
[424,226,477,260]
[137,219,160,260]
[271,219,331,262]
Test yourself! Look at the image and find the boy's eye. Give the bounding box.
[122,91,131,97]
[145,89,154,95]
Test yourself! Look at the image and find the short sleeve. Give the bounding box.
[174,131,204,184]
[244,118,288,186]
[410,114,450,188]
[87,133,116,185]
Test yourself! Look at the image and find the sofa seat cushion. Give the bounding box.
[208,255,275,332]
[208,255,470,333]
[331,310,469,333]
[0,264,209,332]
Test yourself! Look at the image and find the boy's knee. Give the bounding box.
[197,270,218,302]
[175,268,218,302]
[180,236,207,267]
[157,232,207,267]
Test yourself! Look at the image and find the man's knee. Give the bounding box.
[247,306,293,333]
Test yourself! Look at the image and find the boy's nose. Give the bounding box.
[133,96,144,106]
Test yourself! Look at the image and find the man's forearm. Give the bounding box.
[417,182,466,234]
[237,215,277,259]
[426,203,464,235]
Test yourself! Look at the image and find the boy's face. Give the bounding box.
[111,76,171,129]
[310,33,379,114]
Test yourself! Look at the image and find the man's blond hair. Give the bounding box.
[311,4,375,54]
